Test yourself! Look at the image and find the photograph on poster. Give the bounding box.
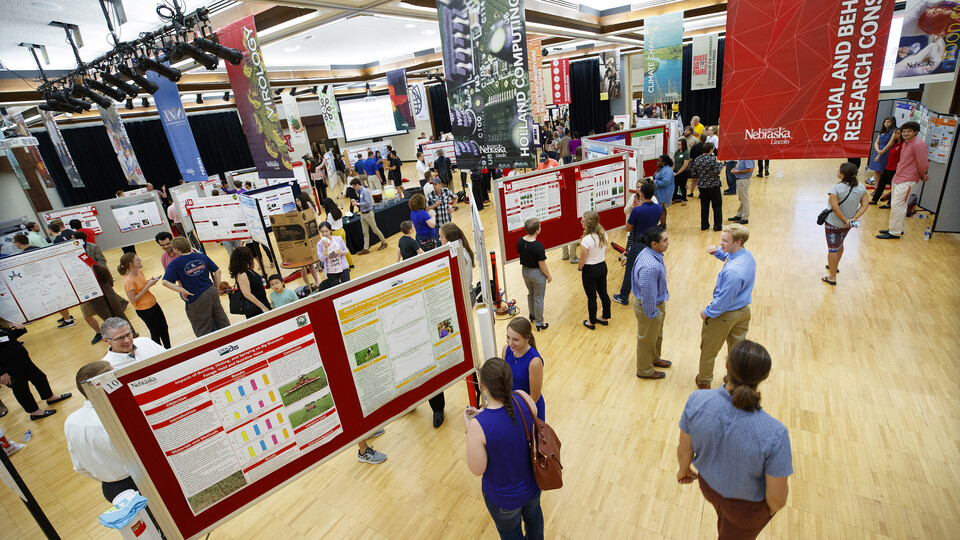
[334,258,464,416]
[0,240,102,323]
[111,200,165,232]
[128,315,343,515]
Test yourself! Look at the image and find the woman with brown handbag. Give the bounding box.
[465,357,543,540]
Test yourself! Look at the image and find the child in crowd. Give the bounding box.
[397,220,423,262]
[268,274,298,308]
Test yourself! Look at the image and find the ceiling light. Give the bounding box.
[141,97,149,108]
[125,98,134,110]
[30,1,61,10]
[196,94,203,104]
[421,29,435,35]
[223,92,230,101]
[192,36,242,65]
[405,24,417,28]
[283,45,301,53]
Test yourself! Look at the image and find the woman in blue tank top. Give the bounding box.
[501,317,545,421]
[465,357,544,540]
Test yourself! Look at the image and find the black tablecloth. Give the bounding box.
[343,196,412,253]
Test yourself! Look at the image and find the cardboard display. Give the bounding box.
[269,209,321,267]
[84,245,478,540]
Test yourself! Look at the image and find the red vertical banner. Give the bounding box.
[528,38,547,117]
[550,58,571,105]
[719,0,893,160]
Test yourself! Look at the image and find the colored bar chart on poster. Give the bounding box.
[128,314,343,515]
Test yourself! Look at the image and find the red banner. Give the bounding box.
[718,0,894,160]
[528,38,546,117]
[550,58,571,105]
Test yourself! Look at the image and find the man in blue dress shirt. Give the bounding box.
[697,223,755,389]
[632,227,673,380]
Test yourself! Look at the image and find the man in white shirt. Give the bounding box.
[100,318,167,370]
[64,361,138,502]
[416,151,431,187]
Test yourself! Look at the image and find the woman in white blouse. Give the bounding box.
[578,211,611,330]
[322,198,353,267]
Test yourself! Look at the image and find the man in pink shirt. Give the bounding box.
[154,231,179,270]
[877,121,928,239]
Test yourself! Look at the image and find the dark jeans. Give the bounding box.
[699,477,773,540]
[429,391,445,413]
[5,354,53,413]
[472,181,485,210]
[700,186,723,229]
[724,161,737,193]
[618,244,642,300]
[756,160,770,174]
[674,170,688,201]
[483,492,544,540]
[562,155,573,164]
[136,303,171,349]
[582,261,611,324]
[872,169,894,203]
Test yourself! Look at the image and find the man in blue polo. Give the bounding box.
[353,153,368,187]
[613,183,663,305]
[363,151,382,191]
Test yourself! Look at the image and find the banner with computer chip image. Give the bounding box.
[436,0,536,169]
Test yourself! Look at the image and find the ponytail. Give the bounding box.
[117,252,136,276]
[729,377,763,412]
[502,377,516,424]
[479,357,516,424]
[726,340,771,412]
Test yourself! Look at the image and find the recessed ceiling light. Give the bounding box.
[283,45,301,53]
[30,1,61,9]
[304,35,314,40]
[405,23,417,28]
[421,29,435,35]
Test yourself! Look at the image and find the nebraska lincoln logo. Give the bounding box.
[744,127,792,145]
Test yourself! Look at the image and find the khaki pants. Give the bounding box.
[698,306,751,386]
[185,286,230,338]
[736,178,751,219]
[367,173,383,192]
[359,211,385,250]
[887,181,915,236]
[635,298,665,377]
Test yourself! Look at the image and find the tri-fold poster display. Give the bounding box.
[582,125,669,177]
[85,245,479,540]
[0,240,102,323]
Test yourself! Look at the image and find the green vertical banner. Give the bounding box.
[644,11,684,104]
[436,0,535,169]
[220,16,293,179]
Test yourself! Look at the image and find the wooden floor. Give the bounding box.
[2,158,959,539]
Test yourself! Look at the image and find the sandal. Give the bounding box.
[582,320,595,330]
[45,393,72,405]
[822,277,837,286]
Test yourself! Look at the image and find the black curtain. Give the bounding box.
[35,111,254,206]
[428,82,451,137]
[569,59,610,137]
[679,38,725,127]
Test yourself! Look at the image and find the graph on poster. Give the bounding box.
[577,162,625,217]
[41,206,102,234]
[334,258,464,416]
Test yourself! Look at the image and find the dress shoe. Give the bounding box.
[738,219,749,224]
[713,226,722,231]
[378,242,389,250]
[359,249,370,255]
[696,376,711,390]
[728,216,741,221]
[876,233,900,239]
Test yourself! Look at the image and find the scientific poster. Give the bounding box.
[928,116,957,163]
[246,184,297,229]
[333,258,465,416]
[119,187,149,197]
[576,162,626,217]
[184,195,251,243]
[110,200,165,232]
[127,315,341,515]
[42,206,102,234]
[892,0,960,85]
[644,12,683,103]
[503,173,563,232]
[423,141,457,165]
[0,240,102,323]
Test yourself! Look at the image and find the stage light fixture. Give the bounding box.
[169,42,219,71]
[125,98,134,110]
[87,78,126,102]
[134,57,181,82]
[223,92,230,101]
[72,84,112,108]
[274,88,283,96]
[101,71,139,98]
[141,97,150,108]
[312,86,318,94]
[117,65,159,94]
[192,35,242,65]
[196,94,203,104]
[289,87,297,96]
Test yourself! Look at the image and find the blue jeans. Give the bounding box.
[724,161,737,193]
[618,244,642,300]
[483,492,544,540]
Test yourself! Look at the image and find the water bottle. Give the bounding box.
[923,227,931,241]
[916,214,927,219]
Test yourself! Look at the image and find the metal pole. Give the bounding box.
[0,447,61,539]
[256,199,276,268]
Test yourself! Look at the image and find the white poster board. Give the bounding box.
[576,161,627,217]
[246,183,298,230]
[170,183,202,235]
[343,140,393,163]
[184,195,252,243]
[201,178,221,197]
[41,206,102,234]
[110,199,166,233]
[239,195,269,247]
[0,240,103,323]
[422,141,457,165]
[120,187,150,197]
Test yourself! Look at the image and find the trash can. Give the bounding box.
[99,489,162,540]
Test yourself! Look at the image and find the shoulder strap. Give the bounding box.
[838,185,855,205]
[512,392,534,444]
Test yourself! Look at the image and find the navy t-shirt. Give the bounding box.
[163,252,217,302]
[628,202,663,243]
[399,235,420,259]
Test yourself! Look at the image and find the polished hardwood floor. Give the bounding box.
[1,158,958,539]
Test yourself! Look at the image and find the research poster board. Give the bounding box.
[244,182,301,232]
[238,196,269,247]
[120,187,150,197]
[494,154,629,263]
[39,192,170,251]
[583,126,667,177]
[0,240,103,323]
[185,195,252,243]
[0,216,30,257]
[41,206,102,234]
[201,178,221,197]
[343,140,393,164]
[110,199,166,232]
[584,141,642,187]
[84,245,478,540]
[422,140,457,165]
[169,183,203,235]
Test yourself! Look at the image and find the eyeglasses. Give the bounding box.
[105,331,133,342]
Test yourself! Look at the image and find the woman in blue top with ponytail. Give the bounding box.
[465,357,543,540]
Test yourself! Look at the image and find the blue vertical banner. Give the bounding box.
[644,12,684,104]
[147,69,208,182]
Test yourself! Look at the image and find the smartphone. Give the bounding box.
[849,220,861,228]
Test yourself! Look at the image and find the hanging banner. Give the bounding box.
[892,0,960,85]
[40,110,84,188]
[528,38,547,116]
[12,114,55,188]
[318,86,344,139]
[147,70,208,182]
[719,0,893,159]
[4,149,30,189]
[386,69,415,130]
[99,104,147,186]
[279,93,308,147]
[600,50,622,100]
[644,11,683,104]
[221,16,294,179]
[436,0,536,169]
[550,58,571,105]
[409,82,431,123]
[691,33,719,90]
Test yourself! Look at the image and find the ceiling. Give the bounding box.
[0,0,729,124]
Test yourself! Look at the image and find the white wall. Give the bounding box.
[921,76,957,114]
[0,170,38,223]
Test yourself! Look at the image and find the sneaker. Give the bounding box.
[569,257,579,264]
[57,318,76,329]
[738,219,749,225]
[560,253,570,261]
[90,333,103,345]
[56,317,65,323]
[358,447,387,464]
[612,294,629,306]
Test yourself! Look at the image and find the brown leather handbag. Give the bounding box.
[513,391,563,490]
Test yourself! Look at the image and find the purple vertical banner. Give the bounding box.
[40,110,85,188]
[147,69,208,182]
[386,68,415,130]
